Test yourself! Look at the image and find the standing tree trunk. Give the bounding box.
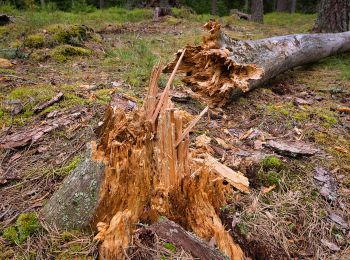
[244,0,249,13]
[314,0,350,33]
[251,0,264,23]
[153,0,173,20]
[99,0,104,8]
[276,0,290,12]
[291,0,296,13]
[40,0,45,9]
[211,0,218,15]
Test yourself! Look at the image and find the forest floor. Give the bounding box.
[0,6,349,260]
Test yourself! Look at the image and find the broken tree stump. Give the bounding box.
[165,21,350,106]
[42,62,249,259]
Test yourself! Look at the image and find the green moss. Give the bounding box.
[320,114,337,126]
[293,111,309,122]
[165,16,181,26]
[266,171,281,186]
[163,242,176,252]
[237,223,249,236]
[16,212,40,242]
[2,212,40,244]
[266,102,293,118]
[61,231,74,242]
[50,45,91,62]
[1,86,54,126]
[48,24,91,46]
[95,89,111,105]
[30,49,49,61]
[62,92,91,107]
[24,33,45,48]
[261,156,282,170]
[0,68,15,74]
[58,155,81,176]
[2,226,19,244]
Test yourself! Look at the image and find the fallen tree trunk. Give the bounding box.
[42,61,249,259]
[165,21,350,106]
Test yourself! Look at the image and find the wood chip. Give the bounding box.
[262,185,276,193]
[196,154,249,193]
[336,106,350,114]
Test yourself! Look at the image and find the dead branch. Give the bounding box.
[33,92,64,114]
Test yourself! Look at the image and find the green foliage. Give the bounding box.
[2,212,40,244]
[163,242,176,252]
[50,45,91,62]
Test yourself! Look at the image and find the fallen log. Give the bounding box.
[42,62,249,259]
[165,21,350,106]
[135,220,227,260]
[230,9,251,20]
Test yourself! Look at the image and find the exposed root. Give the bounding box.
[164,21,263,107]
[91,62,249,259]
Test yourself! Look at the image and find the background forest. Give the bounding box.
[1,0,319,15]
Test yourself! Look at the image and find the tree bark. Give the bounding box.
[314,0,350,33]
[99,0,105,9]
[276,0,290,12]
[135,220,228,260]
[251,0,264,23]
[40,0,45,9]
[211,0,218,15]
[291,0,297,13]
[164,21,350,106]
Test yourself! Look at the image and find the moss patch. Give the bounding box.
[24,33,45,48]
[2,212,40,244]
[48,24,93,46]
[261,156,282,170]
[50,45,91,62]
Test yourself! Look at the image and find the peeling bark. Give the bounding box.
[165,21,350,106]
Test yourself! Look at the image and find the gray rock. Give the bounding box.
[41,143,105,230]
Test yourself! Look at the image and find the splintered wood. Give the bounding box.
[165,21,350,107]
[92,61,249,260]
